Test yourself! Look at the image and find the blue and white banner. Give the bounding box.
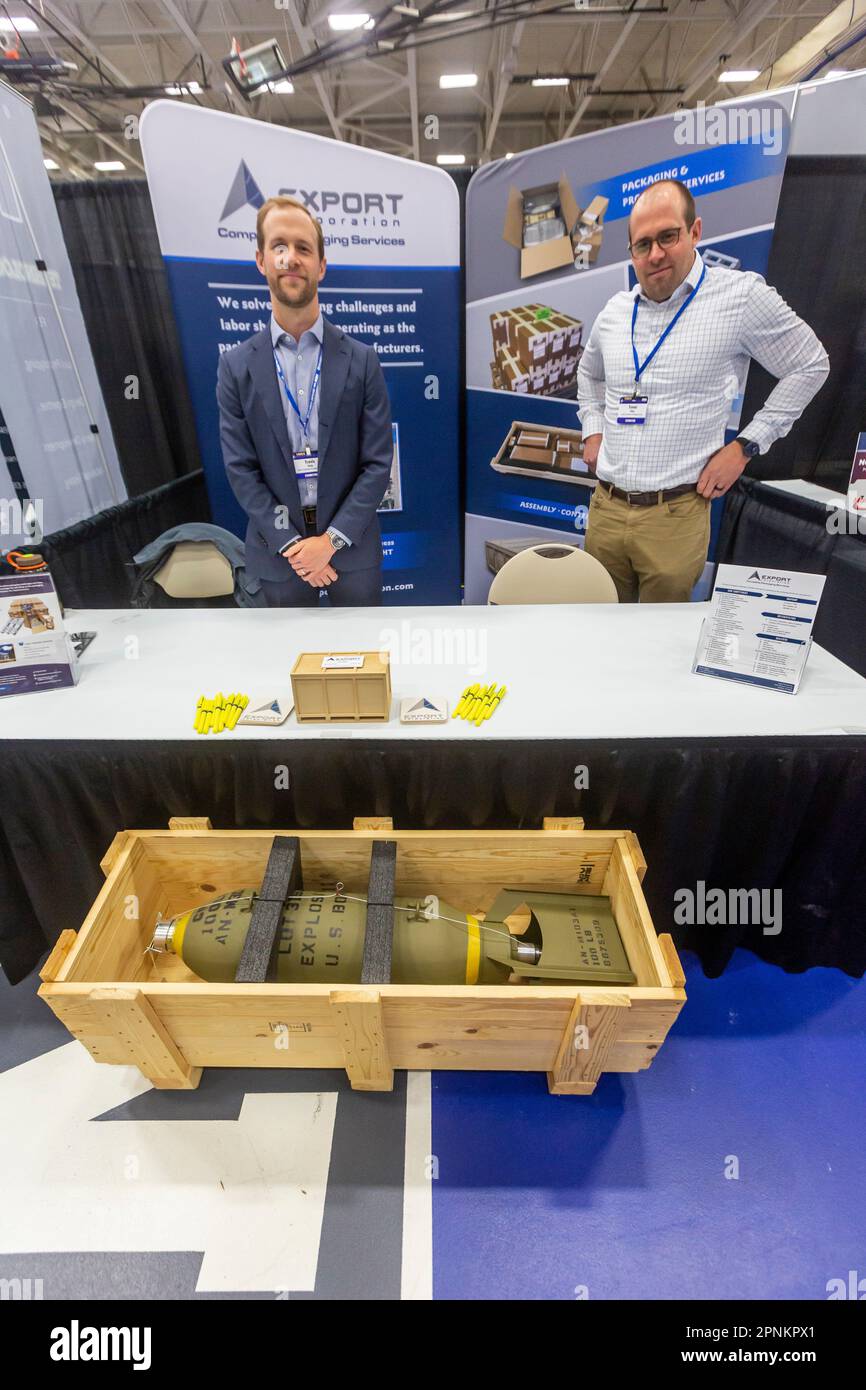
[140,103,461,604]
[464,95,796,602]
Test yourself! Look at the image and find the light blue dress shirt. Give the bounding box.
[270,311,350,549]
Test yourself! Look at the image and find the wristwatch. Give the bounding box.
[736,436,760,459]
[326,528,347,551]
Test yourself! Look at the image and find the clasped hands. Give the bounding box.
[284,534,337,587]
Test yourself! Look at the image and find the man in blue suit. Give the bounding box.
[217,195,393,606]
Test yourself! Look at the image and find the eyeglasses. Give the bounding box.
[628,226,684,259]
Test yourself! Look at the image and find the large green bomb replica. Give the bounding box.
[149,887,635,986]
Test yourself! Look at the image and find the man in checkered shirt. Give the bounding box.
[577,179,829,603]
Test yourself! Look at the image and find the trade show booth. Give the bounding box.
[2,55,866,1318]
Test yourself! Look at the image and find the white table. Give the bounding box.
[2,602,865,742]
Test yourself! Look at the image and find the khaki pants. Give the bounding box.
[584,483,711,603]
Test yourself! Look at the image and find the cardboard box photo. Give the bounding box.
[488,304,584,397]
[503,172,581,280]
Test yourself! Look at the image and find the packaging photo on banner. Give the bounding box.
[464,93,797,602]
[139,101,461,604]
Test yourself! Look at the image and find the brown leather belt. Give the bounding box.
[596,481,698,508]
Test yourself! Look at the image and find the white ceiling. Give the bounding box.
[1,0,863,177]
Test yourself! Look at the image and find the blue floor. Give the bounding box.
[3,946,863,1298]
[432,949,866,1301]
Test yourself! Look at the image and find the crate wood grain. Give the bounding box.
[38,818,686,1096]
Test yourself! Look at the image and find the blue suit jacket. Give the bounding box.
[217,315,393,579]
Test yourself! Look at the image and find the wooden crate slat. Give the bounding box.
[548,995,631,1095]
[39,930,77,983]
[88,987,201,1089]
[330,990,393,1091]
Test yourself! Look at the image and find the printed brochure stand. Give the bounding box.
[692,563,825,695]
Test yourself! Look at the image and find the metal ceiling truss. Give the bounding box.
[0,0,857,172]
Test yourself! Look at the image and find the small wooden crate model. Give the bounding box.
[38,818,685,1097]
[291,651,391,722]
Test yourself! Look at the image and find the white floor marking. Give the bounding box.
[0,1042,337,1294]
[401,1070,433,1300]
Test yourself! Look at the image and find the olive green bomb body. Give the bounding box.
[153,888,636,986]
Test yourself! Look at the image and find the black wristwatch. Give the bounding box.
[736,436,760,459]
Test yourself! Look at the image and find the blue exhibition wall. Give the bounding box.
[463,94,797,602]
[140,102,462,605]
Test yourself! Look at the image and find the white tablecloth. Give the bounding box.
[2,602,864,741]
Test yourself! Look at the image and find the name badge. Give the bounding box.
[616,395,648,426]
[293,450,319,480]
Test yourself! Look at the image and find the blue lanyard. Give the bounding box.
[273,342,323,441]
[631,263,706,384]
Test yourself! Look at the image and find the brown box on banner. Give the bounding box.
[514,319,552,368]
[500,348,530,393]
[547,311,583,353]
[580,195,609,228]
[563,315,583,349]
[549,343,568,369]
[546,319,568,354]
[511,446,555,466]
[574,228,603,266]
[490,311,512,350]
[503,173,581,280]
[517,430,551,448]
[554,449,587,473]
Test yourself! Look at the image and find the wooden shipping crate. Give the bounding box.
[38,818,685,1097]
[291,651,391,722]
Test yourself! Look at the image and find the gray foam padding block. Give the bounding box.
[361,840,396,985]
[235,836,302,984]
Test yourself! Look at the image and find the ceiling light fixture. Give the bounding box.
[439,73,477,89]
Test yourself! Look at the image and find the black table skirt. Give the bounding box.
[718,477,866,678]
[2,736,865,986]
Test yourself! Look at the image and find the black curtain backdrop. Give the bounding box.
[718,476,866,677]
[2,736,865,987]
[19,470,211,608]
[52,178,203,497]
[742,155,866,491]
